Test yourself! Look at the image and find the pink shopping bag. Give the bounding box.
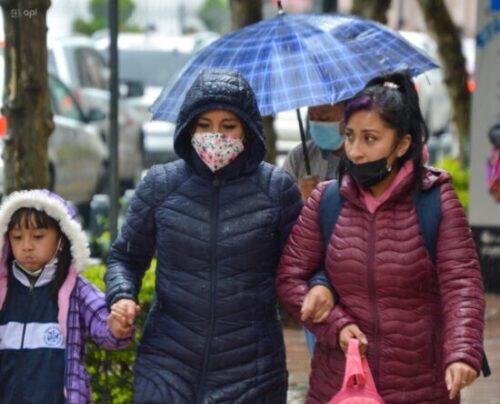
[329,339,385,404]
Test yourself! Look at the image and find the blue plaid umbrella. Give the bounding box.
[151,11,438,122]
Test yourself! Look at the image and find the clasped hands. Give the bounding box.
[107,298,141,339]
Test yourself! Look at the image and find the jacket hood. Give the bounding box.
[173,69,266,173]
[420,165,451,190]
[0,189,90,274]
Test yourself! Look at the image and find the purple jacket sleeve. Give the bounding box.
[76,276,132,349]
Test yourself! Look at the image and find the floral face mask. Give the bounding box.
[191,132,245,172]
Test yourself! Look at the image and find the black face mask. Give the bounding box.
[346,157,393,187]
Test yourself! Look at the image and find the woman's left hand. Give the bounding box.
[300,285,335,323]
[445,361,478,400]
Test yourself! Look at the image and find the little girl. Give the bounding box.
[0,189,135,403]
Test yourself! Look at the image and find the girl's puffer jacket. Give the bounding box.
[277,167,485,403]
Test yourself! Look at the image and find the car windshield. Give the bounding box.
[119,49,193,87]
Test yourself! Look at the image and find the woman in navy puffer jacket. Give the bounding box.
[277,72,485,403]
[104,69,305,403]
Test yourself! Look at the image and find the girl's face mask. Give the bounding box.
[191,132,244,172]
[308,121,344,151]
[346,156,393,187]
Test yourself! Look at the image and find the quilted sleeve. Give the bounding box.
[104,167,158,308]
[276,182,354,349]
[436,182,485,373]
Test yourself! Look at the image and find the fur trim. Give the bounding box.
[0,190,90,273]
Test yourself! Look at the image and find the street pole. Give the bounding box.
[322,0,337,13]
[109,0,119,241]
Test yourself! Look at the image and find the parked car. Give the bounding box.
[0,49,108,213]
[47,36,143,189]
[93,32,219,167]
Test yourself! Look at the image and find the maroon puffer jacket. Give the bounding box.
[277,167,485,403]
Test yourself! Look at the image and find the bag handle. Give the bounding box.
[342,339,366,388]
[342,338,380,391]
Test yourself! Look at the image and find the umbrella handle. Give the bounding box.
[296,109,311,175]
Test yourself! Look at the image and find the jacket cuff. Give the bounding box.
[308,268,331,289]
[108,293,137,309]
[443,348,483,374]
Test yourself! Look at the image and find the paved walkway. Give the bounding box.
[285,293,500,403]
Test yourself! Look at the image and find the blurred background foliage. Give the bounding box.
[73,0,140,35]
[83,261,156,402]
[436,157,470,212]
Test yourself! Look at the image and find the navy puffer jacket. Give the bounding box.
[105,69,302,403]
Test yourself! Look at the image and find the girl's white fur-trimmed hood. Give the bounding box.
[0,189,90,273]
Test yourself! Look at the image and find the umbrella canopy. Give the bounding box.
[151,12,438,122]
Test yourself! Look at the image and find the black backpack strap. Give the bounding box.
[482,353,492,377]
[319,180,344,246]
[413,185,441,264]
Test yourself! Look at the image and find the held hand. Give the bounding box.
[445,361,478,400]
[300,285,335,323]
[339,324,368,354]
[108,311,134,339]
[111,298,140,326]
[298,175,320,201]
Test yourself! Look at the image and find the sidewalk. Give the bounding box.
[285,293,500,403]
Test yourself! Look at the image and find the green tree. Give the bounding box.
[72,0,139,36]
[0,0,54,194]
[199,0,231,34]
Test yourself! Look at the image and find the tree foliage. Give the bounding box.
[83,262,156,402]
[72,0,140,36]
[199,0,231,33]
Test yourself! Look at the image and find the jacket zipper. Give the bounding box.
[367,214,381,384]
[15,276,37,401]
[197,178,220,403]
[20,279,37,349]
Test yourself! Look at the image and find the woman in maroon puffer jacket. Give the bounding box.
[277,72,485,404]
